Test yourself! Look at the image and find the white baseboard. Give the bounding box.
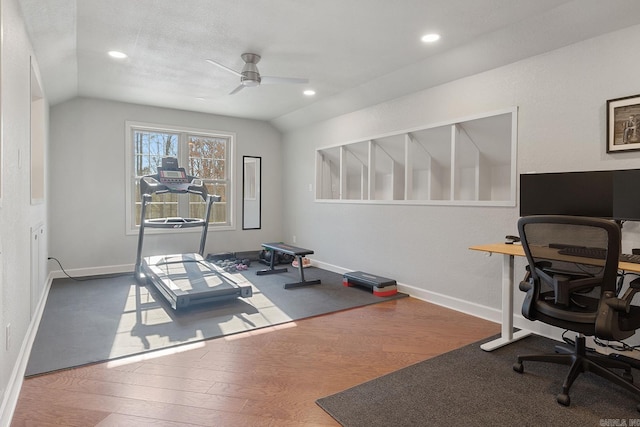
[312,258,564,342]
[0,272,53,427]
[400,282,564,342]
[309,259,351,275]
[313,259,504,322]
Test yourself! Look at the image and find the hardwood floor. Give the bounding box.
[11,297,499,426]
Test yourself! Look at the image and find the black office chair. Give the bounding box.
[513,215,640,410]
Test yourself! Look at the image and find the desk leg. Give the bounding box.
[480,253,531,351]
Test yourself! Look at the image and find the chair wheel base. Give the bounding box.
[557,393,570,406]
[513,362,524,373]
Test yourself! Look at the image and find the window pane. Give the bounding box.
[135,202,179,225]
[189,183,227,223]
[210,183,227,224]
[212,160,225,180]
[134,181,179,225]
[133,130,179,224]
[187,135,227,180]
[211,203,227,223]
[209,183,227,202]
[134,130,178,176]
[147,202,179,219]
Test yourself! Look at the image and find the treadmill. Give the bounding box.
[134,157,252,310]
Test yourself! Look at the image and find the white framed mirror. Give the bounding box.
[242,156,261,229]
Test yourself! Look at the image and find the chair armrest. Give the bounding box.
[519,269,532,292]
[608,277,640,313]
[605,294,631,313]
[597,286,640,340]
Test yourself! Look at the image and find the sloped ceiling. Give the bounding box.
[18,0,640,131]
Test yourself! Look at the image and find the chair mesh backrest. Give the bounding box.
[518,216,620,295]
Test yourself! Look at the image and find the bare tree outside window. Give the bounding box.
[187,135,228,223]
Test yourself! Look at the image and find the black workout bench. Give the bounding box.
[257,242,321,289]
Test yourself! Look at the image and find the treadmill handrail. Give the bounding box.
[140,175,211,201]
[143,217,208,229]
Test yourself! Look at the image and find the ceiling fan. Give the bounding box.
[206,53,309,95]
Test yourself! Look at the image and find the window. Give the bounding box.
[125,121,235,234]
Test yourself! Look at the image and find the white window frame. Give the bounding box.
[125,120,235,235]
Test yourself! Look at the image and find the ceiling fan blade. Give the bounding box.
[229,84,245,95]
[206,59,242,77]
[261,76,309,85]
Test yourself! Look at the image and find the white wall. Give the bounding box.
[49,97,284,273]
[280,24,640,328]
[0,0,49,422]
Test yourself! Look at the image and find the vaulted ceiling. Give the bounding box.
[18,0,640,130]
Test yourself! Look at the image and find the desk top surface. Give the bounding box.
[470,242,640,273]
[469,243,524,257]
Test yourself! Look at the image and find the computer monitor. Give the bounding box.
[520,170,614,218]
[613,169,640,221]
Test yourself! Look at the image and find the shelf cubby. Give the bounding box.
[316,108,517,206]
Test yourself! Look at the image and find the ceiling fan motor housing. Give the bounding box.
[241,53,261,86]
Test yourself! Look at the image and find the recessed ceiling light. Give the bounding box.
[108,50,128,59]
[421,33,440,43]
[303,89,316,96]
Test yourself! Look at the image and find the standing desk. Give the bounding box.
[469,243,640,352]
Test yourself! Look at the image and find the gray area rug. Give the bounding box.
[27,264,405,376]
[317,334,640,426]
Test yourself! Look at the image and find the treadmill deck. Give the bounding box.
[142,253,252,310]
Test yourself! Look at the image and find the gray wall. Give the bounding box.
[48,97,284,272]
[280,23,640,328]
[0,0,49,418]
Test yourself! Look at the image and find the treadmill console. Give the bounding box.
[158,169,189,185]
[140,156,211,199]
[157,157,191,192]
[156,168,190,192]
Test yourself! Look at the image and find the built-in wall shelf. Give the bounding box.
[315,107,518,206]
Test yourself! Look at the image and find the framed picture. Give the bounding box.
[607,94,640,152]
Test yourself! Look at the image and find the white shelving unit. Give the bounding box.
[316,108,517,206]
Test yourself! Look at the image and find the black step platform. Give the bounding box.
[343,271,398,297]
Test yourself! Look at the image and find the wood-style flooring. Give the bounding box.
[11,297,499,426]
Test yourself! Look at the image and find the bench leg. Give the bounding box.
[283,255,321,289]
[257,249,288,276]
[257,267,288,276]
[298,256,306,281]
[284,279,321,289]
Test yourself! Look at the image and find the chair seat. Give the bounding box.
[536,293,599,324]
